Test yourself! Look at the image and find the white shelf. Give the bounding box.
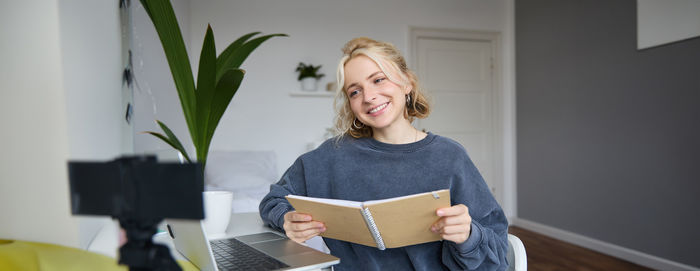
[289,91,335,97]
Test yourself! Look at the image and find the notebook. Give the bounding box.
[166,219,339,271]
[286,189,450,250]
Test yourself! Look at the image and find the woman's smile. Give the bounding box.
[368,102,390,116]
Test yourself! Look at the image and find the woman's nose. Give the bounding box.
[363,86,378,102]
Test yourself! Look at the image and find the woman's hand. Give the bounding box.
[431,204,472,244]
[283,211,326,244]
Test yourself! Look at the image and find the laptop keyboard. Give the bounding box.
[210,238,290,271]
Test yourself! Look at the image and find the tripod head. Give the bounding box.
[68,155,204,270]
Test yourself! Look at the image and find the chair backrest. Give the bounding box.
[507,233,527,271]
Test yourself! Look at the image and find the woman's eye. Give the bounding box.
[348,89,360,97]
[374,77,385,84]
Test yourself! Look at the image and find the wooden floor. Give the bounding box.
[508,226,655,271]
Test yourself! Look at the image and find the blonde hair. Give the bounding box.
[333,37,430,138]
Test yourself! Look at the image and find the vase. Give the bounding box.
[202,191,233,239]
[300,78,318,91]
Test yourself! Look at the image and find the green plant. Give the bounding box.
[140,0,286,171]
[296,62,325,81]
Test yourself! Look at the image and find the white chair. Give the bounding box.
[507,233,527,271]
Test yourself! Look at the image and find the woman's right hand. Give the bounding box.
[283,211,326,244]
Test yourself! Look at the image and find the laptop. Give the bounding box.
[165,219,340,271]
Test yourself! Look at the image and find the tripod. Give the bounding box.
[118,218,181,271]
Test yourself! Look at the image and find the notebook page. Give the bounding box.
[286,195,363,208]
[362,190,447,206]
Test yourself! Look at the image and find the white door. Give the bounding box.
[412,33,501,199]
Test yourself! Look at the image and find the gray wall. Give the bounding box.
[516,0,700,268]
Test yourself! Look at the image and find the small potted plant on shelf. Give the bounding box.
[296,62,324,91]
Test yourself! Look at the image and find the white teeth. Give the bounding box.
[369,103,388,113]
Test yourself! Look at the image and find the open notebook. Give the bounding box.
[286,189,450,250]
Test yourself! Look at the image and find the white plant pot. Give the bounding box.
[300,78,318,91]
[202,191,233,239]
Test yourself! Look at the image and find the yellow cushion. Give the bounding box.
[0,239,197,271]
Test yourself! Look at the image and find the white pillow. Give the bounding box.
[204,151,278,190]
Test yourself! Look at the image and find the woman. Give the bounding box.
[259,37,508,270]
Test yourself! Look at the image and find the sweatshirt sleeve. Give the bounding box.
[258,158,307,232]
[441,150,509,270]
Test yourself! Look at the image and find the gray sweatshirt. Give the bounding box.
[259,133,509,270]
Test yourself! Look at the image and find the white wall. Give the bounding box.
[57,0,124,249]
[132,0,516,217]
[194,0,509,178]
[0,0,78,247]
[637,0,700,49]
[0,0,123,248]
[134,0,509,169]
[61,1,124,160]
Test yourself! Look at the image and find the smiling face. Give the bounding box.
[343,55,411,134]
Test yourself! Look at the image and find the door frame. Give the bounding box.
[408,27,511,214]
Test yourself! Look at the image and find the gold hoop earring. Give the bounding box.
[353,118,365,129]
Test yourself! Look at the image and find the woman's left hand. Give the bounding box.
[430,204,472,244]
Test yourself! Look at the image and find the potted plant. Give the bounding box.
[139,0,285,235]
[296,62,324,91]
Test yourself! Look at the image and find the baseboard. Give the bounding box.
[511,218,700,271]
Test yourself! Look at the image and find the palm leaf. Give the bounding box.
[156,120,192,162]
[139,0,197,146]
[144,121,192,163]
[207,68,245,143]
[194,24,217,160]
[215,33,287,82]
[215,31,260,77]
[196,68,245,171]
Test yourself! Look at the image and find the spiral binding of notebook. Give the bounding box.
[360,207,386,250]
